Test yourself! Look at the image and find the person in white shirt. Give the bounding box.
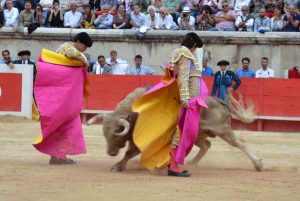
[177,6,195,30]
[64,2,82,28]
[235,5,254,31]
[234,0,251,16]
[105,50,129,75]
[156,6,177,30]
[144,5,159,29]
[3,0,19,29]
[255,57,274,78]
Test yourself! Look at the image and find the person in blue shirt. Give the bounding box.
[202,56,214,76]
[128,54,156,75]
[211,60,241,101]
[235,57,255,78]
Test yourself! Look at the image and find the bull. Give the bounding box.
[87,87,263,172]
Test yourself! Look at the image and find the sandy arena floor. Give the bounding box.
[0,116,299,201]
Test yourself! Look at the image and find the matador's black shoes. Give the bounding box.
[168,169,191,177]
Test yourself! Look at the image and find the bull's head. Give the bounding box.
[87,113,131,156]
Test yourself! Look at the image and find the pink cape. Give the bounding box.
[33,57,87,159]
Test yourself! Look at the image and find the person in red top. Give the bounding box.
[288,66,300,79]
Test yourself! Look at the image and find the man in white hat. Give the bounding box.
[177,6,195,30]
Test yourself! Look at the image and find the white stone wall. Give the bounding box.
[0,28,299,77]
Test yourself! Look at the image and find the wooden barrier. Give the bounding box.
[83,75,300,132]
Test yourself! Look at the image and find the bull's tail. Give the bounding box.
[228,92,256,123]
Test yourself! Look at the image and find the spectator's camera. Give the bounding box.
[183,13,187,17]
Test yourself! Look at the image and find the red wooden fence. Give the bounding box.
[83,75,300,132]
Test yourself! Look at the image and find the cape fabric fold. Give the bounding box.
[132,71,208,170]
[33,49,87,159]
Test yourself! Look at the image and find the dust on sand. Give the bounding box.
[0,116,299,201]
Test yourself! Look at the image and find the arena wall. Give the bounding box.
[82,75,300,132]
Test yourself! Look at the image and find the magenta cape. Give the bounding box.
[33,50,87,159]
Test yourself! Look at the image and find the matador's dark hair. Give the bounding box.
[181,32,203,49]
[74,32,93,47]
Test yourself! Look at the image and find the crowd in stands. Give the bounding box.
[0,0,299,32]
[1,48,299,78]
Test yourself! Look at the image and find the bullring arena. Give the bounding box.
[1,115,300,201]
[1,30,300,201]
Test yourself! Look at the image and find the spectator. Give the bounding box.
[92,55,112,74]
[94,5,113,29]
[33,4,43,26]
[209,1,236,31]
[48,0,64,28]
[100,0,118,14]
[144,5,159,29]
[14,0,25,12]
[249,0,264,17]
[156,6,177,30]
[282,5,300,32]
[288,66,300,78]
[14,50,35,64]
[19,1,34,28]
[164,0,180,16]
[217,0,235,11]
[255,57,274,78]
[0,49,14,68]
[130,4,146,29]
[3,0,19,29]
[0,10,3,28]
[264,0,277,18]
[235,57,255,78]
[254,8,271,32]
[64,2,82,28]
[39,0,53,26]
[178,6,195,30]
[80,4,95,28]
[0,0,6,9]
[235,5,254,31]
[211,60,241,101]
[128,55,156,75]
[276,0,285,15]
[13,50,36,79]
[201,56,214,76]
[202,0,218,14]
[113,3,130,29]
[271,7,284,31]
[106,50,129,74]
[196,5,214,31]
[179,0,200,18]
[132,0,150,14]
[150,0,163,12]
[234,0,252,16]
[117,0,133,14]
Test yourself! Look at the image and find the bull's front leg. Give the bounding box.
[111,141,140,172]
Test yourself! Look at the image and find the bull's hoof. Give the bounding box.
[254,159,263,172]
[111,164,124,172]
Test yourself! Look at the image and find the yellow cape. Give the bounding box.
[132,71,181,170]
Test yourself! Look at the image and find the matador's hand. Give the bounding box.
[181,100,189,108]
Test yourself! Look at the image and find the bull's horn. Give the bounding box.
[113,118,130,136]
[86,114,105,125]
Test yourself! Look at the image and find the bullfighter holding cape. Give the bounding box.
[132,33,208,177]
[33,32,93,164]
